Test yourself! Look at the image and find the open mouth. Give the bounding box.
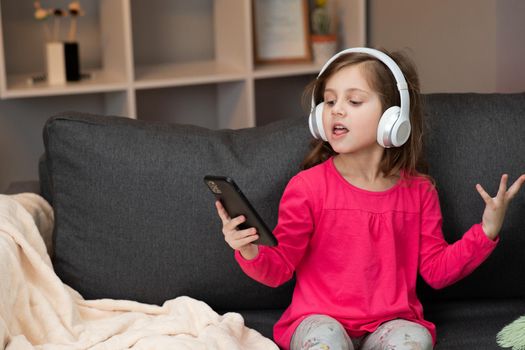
[333,124,349,136]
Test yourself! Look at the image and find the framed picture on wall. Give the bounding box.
[253,0,311,64]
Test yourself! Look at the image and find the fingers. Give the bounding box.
[476,183,492,204]
[496,174,508,199]
[229,228,259,248]
[235,234,259,248]
[224,227,259,250]
[506,174,525,200]
[224,214,246,232]
[215,202,251,231]
[477,173,525,204]
[214,202,259,249]
[215,201,230,224]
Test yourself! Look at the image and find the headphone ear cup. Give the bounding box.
[315,102,328,141]
[391,119,411,147]
[309,102,328,141]
[377,106,401,148]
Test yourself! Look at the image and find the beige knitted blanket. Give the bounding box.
[0,193,277,349]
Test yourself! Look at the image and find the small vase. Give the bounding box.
[45,41,81,85]
[46,42,66,85]
[311,34,338,64]
[64,42,81,82]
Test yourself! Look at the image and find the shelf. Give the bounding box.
[253,62,324,79]
[255,75,314,126]
[136,80,251,130]
[0,90,129,118]
[0,0,367,123]
[2,70,128,99]
[130,0,215,67]
[133,61,247,89]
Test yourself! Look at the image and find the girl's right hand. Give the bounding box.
[215,201,259,260]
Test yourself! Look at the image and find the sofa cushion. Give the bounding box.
[42,112,311,310]
[417,93,525,301]
[423,298,525,349]
[236,299,525,350]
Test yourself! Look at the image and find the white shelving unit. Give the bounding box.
[0,0,366,129]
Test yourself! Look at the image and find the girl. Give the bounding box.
[215,47,525,350]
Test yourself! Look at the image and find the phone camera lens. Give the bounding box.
[208,181,222,194]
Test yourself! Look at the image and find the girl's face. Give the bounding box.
[322,63,383,155]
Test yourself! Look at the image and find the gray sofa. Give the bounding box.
[5,92,525,349]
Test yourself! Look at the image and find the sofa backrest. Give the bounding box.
[41,113,311,310]
[41,93,525,309]
[417,93,525,301]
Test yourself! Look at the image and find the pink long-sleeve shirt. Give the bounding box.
[235,157,499,349]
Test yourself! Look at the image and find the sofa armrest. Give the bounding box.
[4,181,41,195]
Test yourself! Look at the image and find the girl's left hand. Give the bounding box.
[476,174,525,240]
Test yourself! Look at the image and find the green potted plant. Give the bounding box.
[310,0,337,64]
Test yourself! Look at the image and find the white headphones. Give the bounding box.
[308,47,411,148]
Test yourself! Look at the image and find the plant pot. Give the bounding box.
[311,34,337,64]
[45,41,81,85]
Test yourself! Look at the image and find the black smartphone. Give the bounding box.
[204,175,278,246]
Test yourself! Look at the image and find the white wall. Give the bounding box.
[496,0,525,92]
[369,0,525,93]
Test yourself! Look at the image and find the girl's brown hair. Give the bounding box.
[300,48,432,183]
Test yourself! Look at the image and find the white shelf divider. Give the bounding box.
[126,87,136,119]
[103,90,130,117]
[215,0,250,73]
[100,0,132,84]
[0,2,6,96]
[133,61,246,89]
[253,62,324,80]
[3,70,128,99]
[217,81,251,129]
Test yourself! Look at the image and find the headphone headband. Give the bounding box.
[316,47,408,90]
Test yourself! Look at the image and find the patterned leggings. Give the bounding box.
[290,315,433,350]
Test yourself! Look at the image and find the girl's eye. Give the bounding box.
[325,100,335,106]
[349,100,362,106]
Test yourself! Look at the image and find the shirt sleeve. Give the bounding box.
[235,175,314,288]
[418,182,499,290]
